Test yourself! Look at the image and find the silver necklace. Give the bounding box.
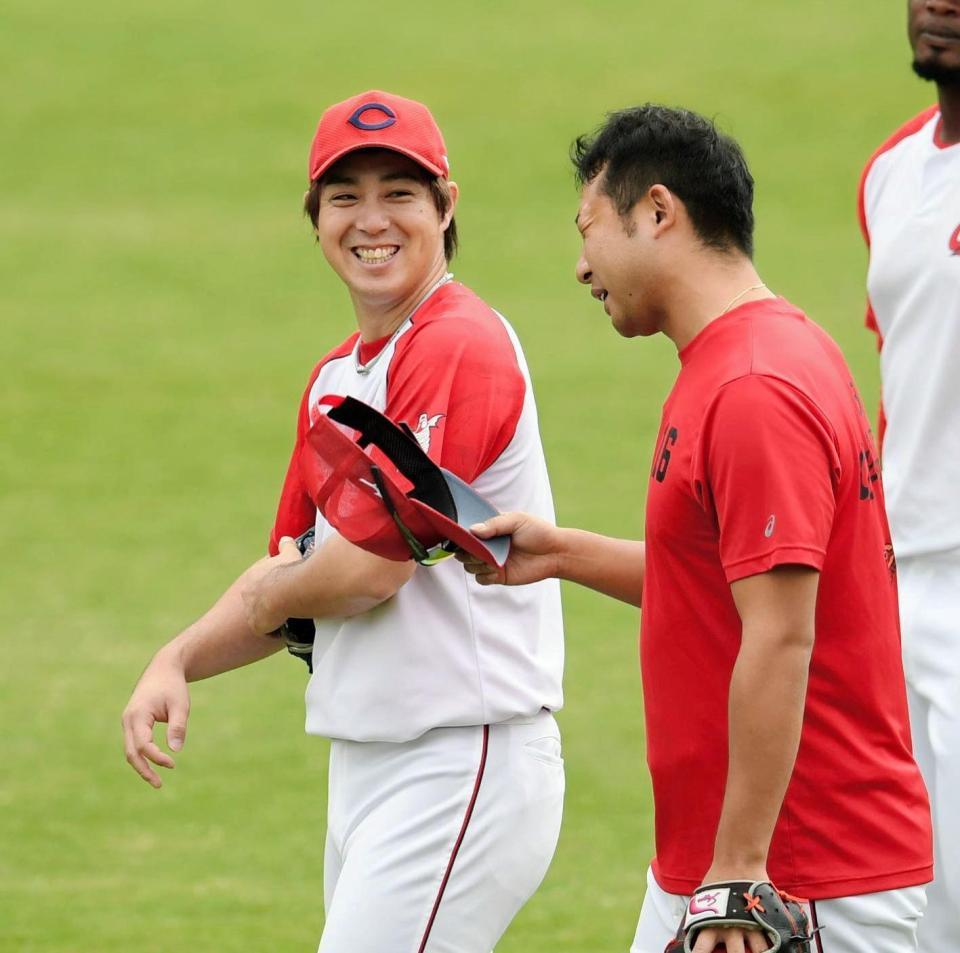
[354,272,454,375]
[720,282,767,315]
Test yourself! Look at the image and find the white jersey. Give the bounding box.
[859,106,960,558]
[270,279,563,742]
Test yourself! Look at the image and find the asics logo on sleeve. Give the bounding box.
[764,514,776,538]
[950,223,960,256]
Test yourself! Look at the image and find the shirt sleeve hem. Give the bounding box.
[723,546,826,583]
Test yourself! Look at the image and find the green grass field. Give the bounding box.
[1,2,933,950]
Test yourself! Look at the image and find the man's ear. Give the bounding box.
[648,184,677,234]
[442,181,460,229]
[304,189,320,240]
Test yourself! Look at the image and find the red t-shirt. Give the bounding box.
[643,298,932,899]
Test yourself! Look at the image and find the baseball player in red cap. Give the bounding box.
[122,91,565,952]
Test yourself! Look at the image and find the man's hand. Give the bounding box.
[240,537,305,635]
[668,881,811,953]
[693,927,770,953]
[121,554,295,788]
[693,869,770,953]
[122,652,191,789]
[690,922,770,953]
[457,512,562,586]
[458,517,646,606]
[689,865,771,953]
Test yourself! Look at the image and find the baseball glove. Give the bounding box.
[665,881,812,953]
[277,528,317,672]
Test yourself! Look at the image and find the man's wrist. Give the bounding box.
[153,642,187,675]
[250,565,294,634]
[553,526,574,582]
[704,851,769,885]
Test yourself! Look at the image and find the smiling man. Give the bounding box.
[459,105,933,953]
[858,3,960,950]
[121,91,564,952]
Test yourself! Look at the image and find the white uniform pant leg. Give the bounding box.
[898,551,960,953]
[323,824,341,917]
[629,867,689,953]
[319,711,564,953]
[630,867,927,953]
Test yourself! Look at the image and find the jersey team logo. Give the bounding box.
[347,101,397,131]
[950,223,960,256]
[413,413,444,452]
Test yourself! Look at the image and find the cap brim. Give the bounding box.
[310,142,446,181]
[440,469,510,566]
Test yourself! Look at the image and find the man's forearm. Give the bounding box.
[710,626,812,875]
[248,533,417,634]
[159,570,285,682]
[557,529,645,607]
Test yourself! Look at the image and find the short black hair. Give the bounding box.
[572,105,755,257]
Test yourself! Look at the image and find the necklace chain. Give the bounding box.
[354,272,454,375]
[720,282,767,316]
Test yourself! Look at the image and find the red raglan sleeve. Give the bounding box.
[267,379,320,556]
[858,154,885,347]
[694,375,841,583]
[859,151,887,449]
[383,314,525,483]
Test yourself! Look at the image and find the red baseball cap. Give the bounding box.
[299,396,509,567]
[308,90,450,183]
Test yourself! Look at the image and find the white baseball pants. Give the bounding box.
[899,549,960,953]
[318,710,564,953]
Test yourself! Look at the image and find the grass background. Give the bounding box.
[1,1,933,950]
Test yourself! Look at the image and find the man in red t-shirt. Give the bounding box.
[460,105,932,952]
